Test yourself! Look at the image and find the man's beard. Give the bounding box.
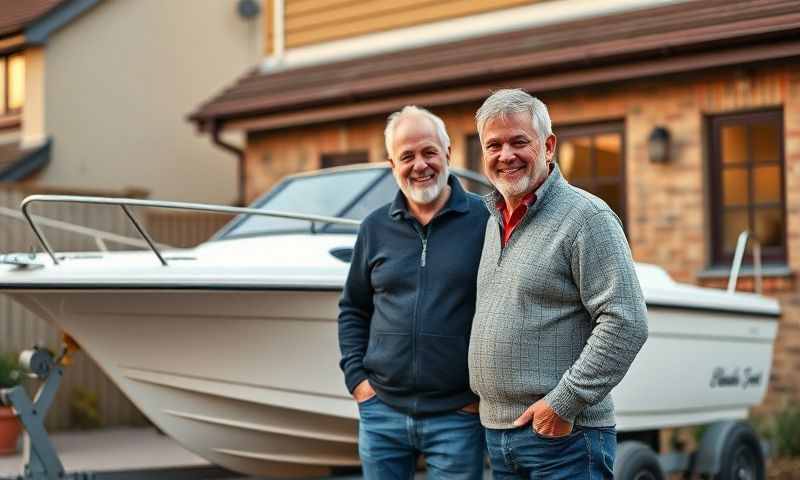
[398,165,449,205]
[493,142,547,199]
[495,171,533,199]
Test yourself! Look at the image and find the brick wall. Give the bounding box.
[244,63,800,415]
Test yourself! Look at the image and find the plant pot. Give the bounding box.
[0,406,21,455]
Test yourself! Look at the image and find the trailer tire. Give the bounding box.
[614,441,665,480]
[712,422,765,480]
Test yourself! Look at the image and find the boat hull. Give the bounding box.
[10,289,359,477]
[5,289,779,476]
[614,305,777,431]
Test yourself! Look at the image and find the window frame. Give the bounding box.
[555,121,627,228]
[708,109,786,266]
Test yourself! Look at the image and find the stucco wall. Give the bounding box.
[39,0,261,203]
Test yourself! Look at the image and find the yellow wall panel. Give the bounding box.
[283,0,543,48]
[263,0,274,55]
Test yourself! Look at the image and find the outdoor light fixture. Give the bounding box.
[237,0,260,19]
[648,126,671,164]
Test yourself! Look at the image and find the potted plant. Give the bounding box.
[0,353,22,455]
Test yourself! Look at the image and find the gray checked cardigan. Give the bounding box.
[468,165,648,429]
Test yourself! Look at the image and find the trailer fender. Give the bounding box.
[693,420,763,477]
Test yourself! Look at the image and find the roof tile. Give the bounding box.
[0,0,64,37]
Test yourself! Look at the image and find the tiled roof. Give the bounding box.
[0,0,64,37]
[0,140,51,181]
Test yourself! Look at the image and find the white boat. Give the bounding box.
[0,164,780,477]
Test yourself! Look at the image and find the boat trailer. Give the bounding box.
[0,345,236,480]
[0,346,94,480]
[0,345,358,480]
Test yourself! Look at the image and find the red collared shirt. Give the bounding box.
[497,192,536,247]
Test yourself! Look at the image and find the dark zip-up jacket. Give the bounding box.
[338,175,489,415]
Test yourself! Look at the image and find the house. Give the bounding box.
[0,0,262,430]
[0,0,261,204]
[191,0,800,416]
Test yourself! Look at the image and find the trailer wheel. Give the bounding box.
[614,441,665,480]
[713,422,765,480]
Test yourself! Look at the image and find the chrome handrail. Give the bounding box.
[0,206,170,251]
[20,195,361,267]
[728,230,763,294]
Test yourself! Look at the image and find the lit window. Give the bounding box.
[0,58,5,113]
[1,52,25,115]
[557,123,626,227]
[7,53,24,111]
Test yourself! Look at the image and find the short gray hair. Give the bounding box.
[475,89,552,142]
[385,105,451,157]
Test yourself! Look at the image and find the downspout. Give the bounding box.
[274,0,285,60]
[210,121,246,207]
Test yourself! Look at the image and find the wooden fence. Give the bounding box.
[0,184,232,430]
[147,211,233,248]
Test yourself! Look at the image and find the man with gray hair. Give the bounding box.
[468,89,648,478]
[339,105,489,479]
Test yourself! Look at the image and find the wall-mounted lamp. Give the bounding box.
[648,126,671,164]
[237,0,260,19]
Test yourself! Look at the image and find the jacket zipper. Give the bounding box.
[420,233,428,267]
[496,219,505,266]
[411,223,431,412]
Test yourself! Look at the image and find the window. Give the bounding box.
[466,134,482,174]
[556,123,626,226]
[709,110,785,265]
[464,134,492,194]
[320,151,368,168]
[0,53,25,115]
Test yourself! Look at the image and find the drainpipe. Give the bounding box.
[274,0,285,60]
[210,121,246,207]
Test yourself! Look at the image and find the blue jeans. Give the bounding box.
[357,395,486,480]
[485,425,615,479]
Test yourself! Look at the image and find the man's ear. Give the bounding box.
[446,146,451,164]
[545,134,557,161]
[387,158,395,169]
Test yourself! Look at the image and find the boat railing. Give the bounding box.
[0,205,169,252]
[18,195,361,267]
[728,230,762,294]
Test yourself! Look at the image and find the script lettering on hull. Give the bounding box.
[709,367,763,389]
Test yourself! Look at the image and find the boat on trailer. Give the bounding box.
[0,164,780,478]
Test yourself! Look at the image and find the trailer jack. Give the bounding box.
[1,346,93,480]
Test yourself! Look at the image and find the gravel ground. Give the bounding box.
[768,457,800,479]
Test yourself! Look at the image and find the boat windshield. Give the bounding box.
[215,166,492,240]
[217,168,397,239]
